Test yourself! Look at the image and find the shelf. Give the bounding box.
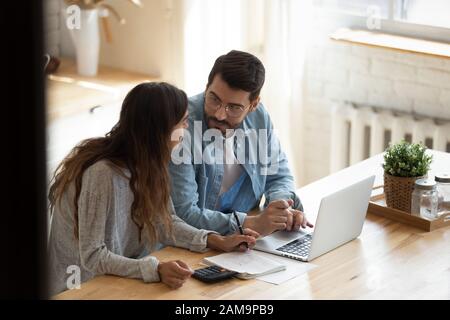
[330,28,450,59]
[46,58,159,122]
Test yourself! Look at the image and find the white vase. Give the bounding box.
[69,9,100,76]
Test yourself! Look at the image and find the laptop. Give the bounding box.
[254,175,375,262]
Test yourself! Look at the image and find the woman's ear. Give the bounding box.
[249,96,261,112]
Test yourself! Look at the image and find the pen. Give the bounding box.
[233,211,248,249]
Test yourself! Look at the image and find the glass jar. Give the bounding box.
[411,179,438,219]
[435,173,450,215]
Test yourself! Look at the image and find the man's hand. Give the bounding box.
[243,199,314,235]
[288,208,314,231]
[243,199,293,236]
[157,260,193,289]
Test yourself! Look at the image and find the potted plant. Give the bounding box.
[64,0,143,76]
[383,140,433,212]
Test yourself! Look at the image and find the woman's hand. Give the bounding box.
[157,260,193,289]
[207,228,260,252]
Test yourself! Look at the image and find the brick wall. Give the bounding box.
[302,10,450,184]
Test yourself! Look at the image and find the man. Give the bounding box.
[169,50,313,236]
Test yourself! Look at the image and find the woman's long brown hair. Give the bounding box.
[48,82,188,245]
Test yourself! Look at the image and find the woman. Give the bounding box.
[48,82,258,295]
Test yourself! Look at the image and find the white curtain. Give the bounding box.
[182,0,248,95]
[181,0,313,186]
[261,0,313,186]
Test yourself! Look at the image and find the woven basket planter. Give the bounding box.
[384,173,425,213]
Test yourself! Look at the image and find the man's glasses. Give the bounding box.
[205,92,250,118]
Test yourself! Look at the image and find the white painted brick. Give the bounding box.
[322,39,353,55]
[394,82,440,103]
[441,107,450,119]
[305,79,324,97]
[350,72,393,94]
[395,52,424,66]
[398,52,446,70]
[323,66,348,84]
[419,56,446,69]
[303,97,333,118]
[413,100,448,119]
[306,64,323,81]
[440,89,450,107]
[348,56,371,73]
[304,114,331,132]
[299,13,450,185]
[324,83,368,104]
[417,68,450,89]
[310,65,328,80]
[305,122,330,137]
[307,46,325,66]
[367,92,413,113]
[304,120,330,134]
[352,45,449,71]
[307,63,348,85]
[352,45,399,62]
[350,45,373,57]
[304,98,332,114]
[442,60,450,72]
[325,51,370,73]
[371,59,416,81]
[306,70,320,82]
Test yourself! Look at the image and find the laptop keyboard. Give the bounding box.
[277,234,313,257]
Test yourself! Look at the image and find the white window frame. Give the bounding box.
[317,0,450,43]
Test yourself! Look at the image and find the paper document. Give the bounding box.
[203,250,286,279]
[252,251,317,285]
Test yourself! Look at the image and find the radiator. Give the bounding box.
[330,103,450,173]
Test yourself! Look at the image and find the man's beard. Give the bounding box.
[205,115,238,136]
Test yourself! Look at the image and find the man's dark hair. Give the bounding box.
[207,50,265,101]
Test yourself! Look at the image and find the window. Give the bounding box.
[316,0,391,18]
[314,0,450,42]
[401,0,450,29]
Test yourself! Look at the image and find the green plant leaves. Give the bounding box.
[383,140,432,177]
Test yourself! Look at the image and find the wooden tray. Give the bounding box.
[368,187,450,232]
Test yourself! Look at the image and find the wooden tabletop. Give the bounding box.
[54,150,450,299]
[46,58,158,122]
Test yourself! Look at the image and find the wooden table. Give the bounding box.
[54,150,450,299]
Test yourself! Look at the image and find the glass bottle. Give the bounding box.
[435,173,450,215]
[411,179,438,219]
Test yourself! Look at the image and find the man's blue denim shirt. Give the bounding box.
[169,93,303,235]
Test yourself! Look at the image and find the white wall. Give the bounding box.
[301,9,450,185]
[44,0,60,56]
[55,0,184,84]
